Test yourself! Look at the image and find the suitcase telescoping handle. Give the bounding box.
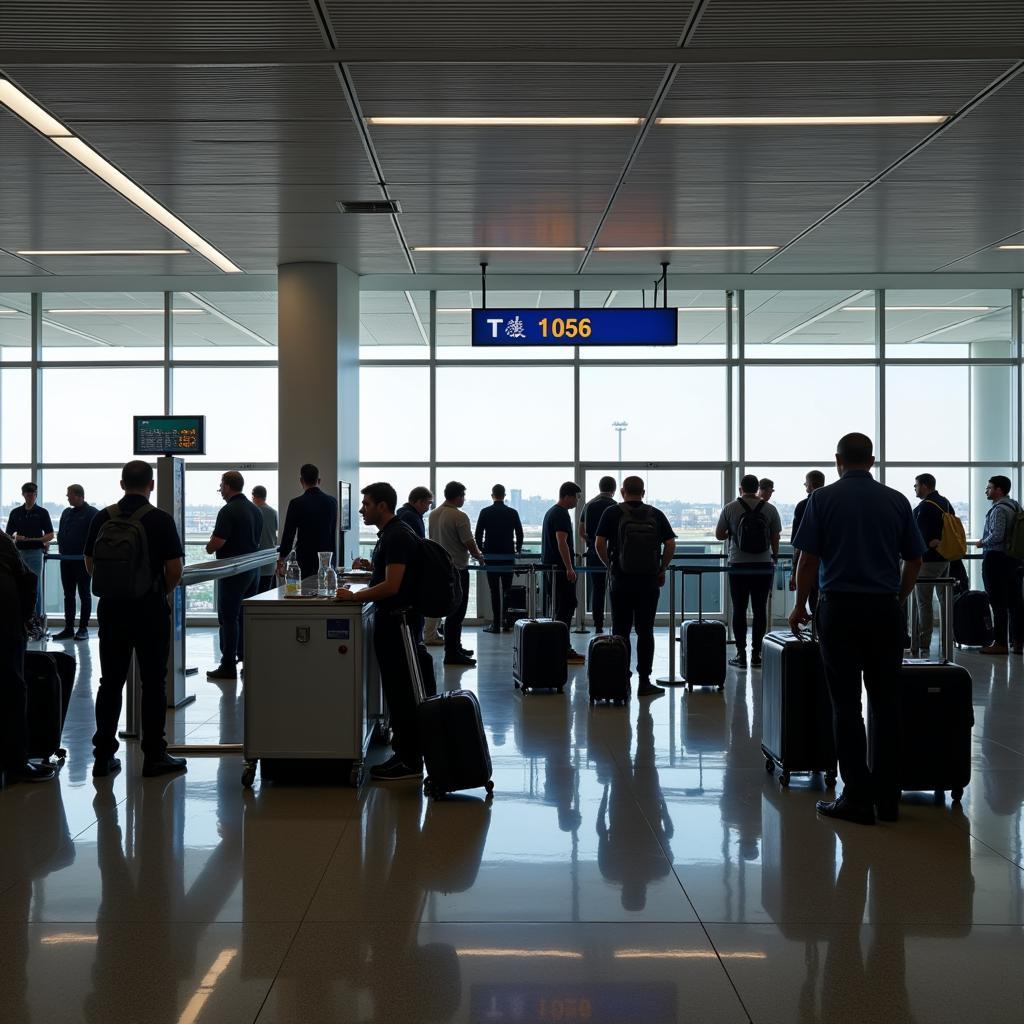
[397,608,427,705]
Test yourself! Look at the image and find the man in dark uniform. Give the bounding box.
[276,463,338,580]
[54,483,98,640]
[85,461,186,778]
[580,476,617,633]
[205,470,263,681]
[541,482,584,664]
[338,482,436,782]
[790,433,925,825]
[788,469,825,617]
[396,486,433,538]
[5,481,54,618]
[474,484,524,633]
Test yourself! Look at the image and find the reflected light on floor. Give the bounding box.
[456,948,585,960]
[614,950,768,960]
[177,948,238,1024]
[39,934,99,946]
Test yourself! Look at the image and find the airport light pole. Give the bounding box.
[612,421,628,463]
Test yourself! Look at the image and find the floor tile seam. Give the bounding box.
[295,814,355,928]
[65,794,130,844]
[977,735,1024,759]
[249,919,305,1024]
[687,916,757,1023]
[951,819,1024,868]
[696,915,1021,927]
[301,915,704,924]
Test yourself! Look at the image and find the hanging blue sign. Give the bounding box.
[471,308,677,347]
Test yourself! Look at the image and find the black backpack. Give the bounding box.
[91,504,156,599]
[735,498,771,555]
[616,503,662,575]
[413,538,464,617]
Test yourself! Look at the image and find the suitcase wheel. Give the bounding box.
[241,761,257,789]
[765,757,775,774]
[485,780,495,796]
[557,687,565,695]
[824,772,837,788]
[779,771,791,788]
[951,787,964,802]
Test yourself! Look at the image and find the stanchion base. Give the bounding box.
[169,694,196,710]
[656,675,687,686]
[185,666,199,676]
[117,729,139,740]
[572,627,590,634]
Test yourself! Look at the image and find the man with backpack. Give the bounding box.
[716,474,782,669]
[594,476,676,698]
[976,475,1024,656]
[580,476,617,633]
[84,461,185,778]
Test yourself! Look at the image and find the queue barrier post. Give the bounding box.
[657,565,686,685]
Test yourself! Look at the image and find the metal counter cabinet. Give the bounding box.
[241,589,380,788]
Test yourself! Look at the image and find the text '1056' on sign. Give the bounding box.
[471,309,678,347]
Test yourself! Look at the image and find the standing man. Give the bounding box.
[790,433,925,825]
[789,470,826,615]
[397,486,433,538]
[276,464,338,581]
[205,471,262,681]
[911,473,953,657]
[85,460,186,778]
[54,484,98,640]
[251,485,278,594]
[757,478,775,503]
[976,475,1023,656]
[338,482,436,782]
[716,474,782,669]
[429,481,483,667]
[595,476,676,698]
[542,482,585,665]
[580,476,617,633]
[5,482,54,619]
[475,484,524,634]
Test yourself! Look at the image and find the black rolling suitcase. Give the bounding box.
[761,630,837,788]
[587,634,630,704]
[25,649,76,763]
[513,618,568,693]
[953,590,993,649]
[401,613,494,800]
[679,573,727,688]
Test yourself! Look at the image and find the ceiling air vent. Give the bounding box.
[337,200,402,214]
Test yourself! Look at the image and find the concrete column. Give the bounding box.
[277,263,359,559]
[970,341,1015,540]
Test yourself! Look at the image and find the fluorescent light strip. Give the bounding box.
[0,308,21,315]
[843,305,993,312]
[596,245,778,252]
[19,249,190,256]
[414,246,586,253]
[438,307,472,313]
[368,116,643,126]
[44,308,205,315]
[0,79,72,137]
[679,306,727,312]
[999,245,1024,250]
[657,115,948,126]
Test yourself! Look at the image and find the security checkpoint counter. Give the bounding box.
[241,581,383,788]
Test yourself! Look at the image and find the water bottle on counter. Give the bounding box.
[285,550,301,596]
[317,551,335,597]
[325,563,338,596]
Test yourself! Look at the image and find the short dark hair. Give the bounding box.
[251,485,267,500]
[740,474,759,494]
[67,484,84,498]
[559,481,582,499]
[599,476,616,493]
[836,432,873,466]
[222,471,244,493]
[492,484,506,498]
[21,481,37,494]
[758,478,774,491]
[300,463,319,485]
[362,481,398,511]
[621,475,644,497]
[807,470,826,488]
[989,475,1012,495]
[443,480,466,501]
[408,486,432,503]
[121,461,153,489]
[915,473,936,489]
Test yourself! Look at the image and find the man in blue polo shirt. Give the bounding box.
[790,433,925,826]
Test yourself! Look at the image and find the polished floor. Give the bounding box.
[2,625,1023,1023]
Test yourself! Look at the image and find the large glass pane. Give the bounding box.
[172,367,277,463]
[360,291,429,360]
[437,290,573,361]
[1,368,31,462]
[0,294,31,361]
[436,366,574,461]
[744,290,876,359]
[885,365,970,463]
[359,366,430,462]
[41,292,165,361]
[173,291,277,361]
[356,466,433,558]
[42,367,163,462]
[579,366,727,462]
[744,365,876,462]
[883,289,1011,360]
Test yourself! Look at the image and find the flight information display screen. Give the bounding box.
[471,308,678,347]
[133,415,206,455]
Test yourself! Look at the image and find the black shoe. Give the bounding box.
[751,653,762,668]
[142,754,188,778]
[482,625,502,634]
[5,762,57,784]
[637,680,665,698]
[875,801,900,823]
[595,625,604,634]
[92,756,121,778]
[53,627,75,640]
[75,627,89,641]
[728,655,747,669]
[460,647,475,657]
[816,794,875,825]
[370,759,422,781]
[206,665,237,681]
[444,654,477,666]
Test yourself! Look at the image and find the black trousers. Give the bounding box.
[586,549,608,628]
[547,570,578,632]
[817,593,905,807]
[444,568,471,657]
[373,610,436,767]
[60,560,92,628]
[256,574,277,594]
[982,551,1024,647]
[217,569,259,668]
[609,575,660,680]
[729,566,773,655]
[0,632,27,769]
[485,556,514,625]
[94,595,171,760]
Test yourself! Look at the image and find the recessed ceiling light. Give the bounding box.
[657,115,948,126]
[843,305,994,312]
[998,245,1024,250]
[0,308,21,315]
[18,249,191,256]
[596,245,778,252]
[437,307,473,313]
[679,306,727,312]
[44,308,205,315]
[368,116,643,127]
[414,246,586,252]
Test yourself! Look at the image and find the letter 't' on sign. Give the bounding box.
[487,318,503,338]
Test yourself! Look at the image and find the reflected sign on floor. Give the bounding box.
[471,983,676,1023]
[471,308,678,347]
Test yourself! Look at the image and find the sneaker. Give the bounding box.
[637,680,665,698]
[567,650,586,664]
[206,665,237,680]
[375,753,403,772]
[728,655,747,669]
[981,644,1010,656]
[444,654,477,666]
[482,625,502,634]
[5,762,57,784]
[751,653,762,668]
[815,794,875,826]
[370,760,422,782]
[142,754,188,778]
[595,626,604,634]
[52,627,75,641]
[74,627,89,641]
[92,756,122,778]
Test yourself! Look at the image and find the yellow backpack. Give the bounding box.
[926,499,967,561]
